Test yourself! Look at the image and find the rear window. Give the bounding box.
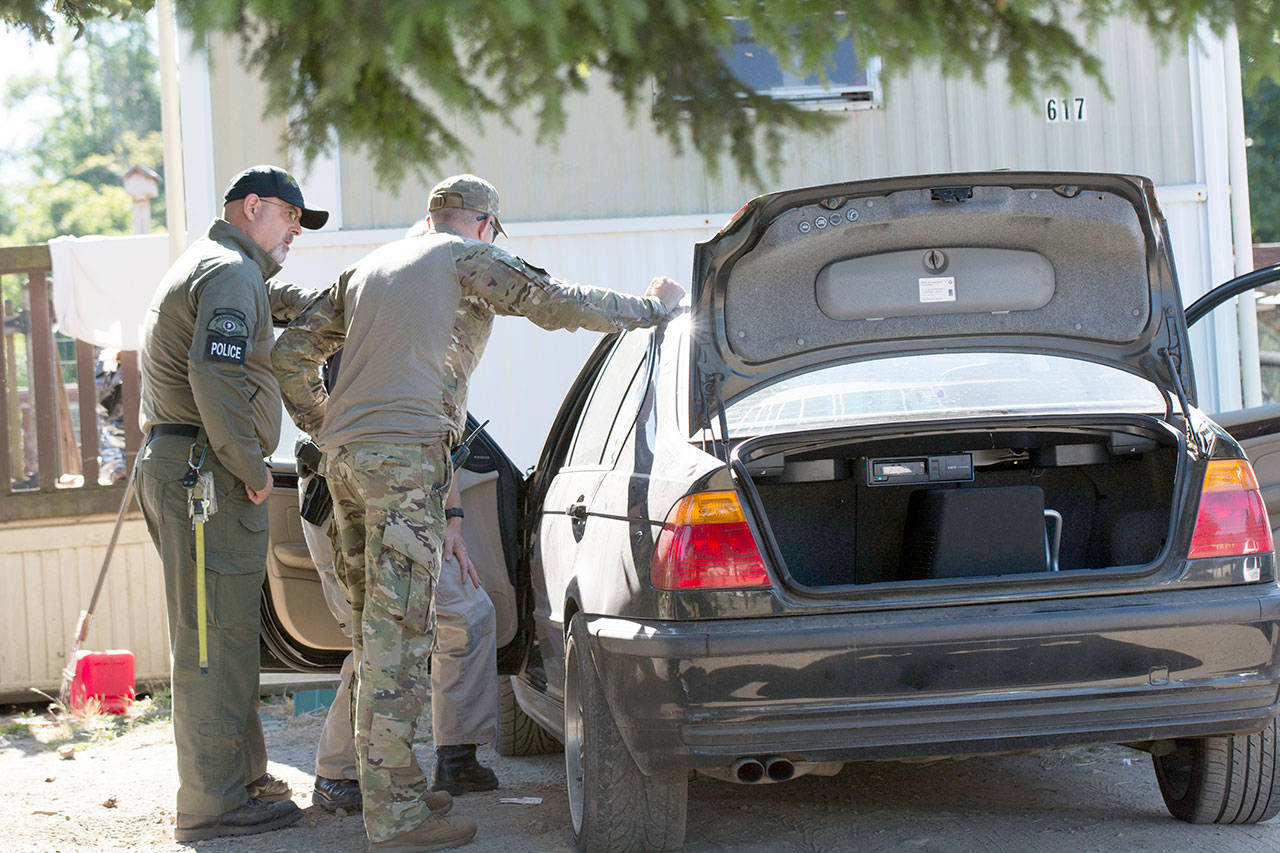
[724,352,1169,437]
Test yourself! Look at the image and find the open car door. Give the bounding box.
[1185,263,1280,537]
[259,413,527,674]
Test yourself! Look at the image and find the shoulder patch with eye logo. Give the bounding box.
[207,308,249,338]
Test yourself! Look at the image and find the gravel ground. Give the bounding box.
[6,693,1280,853]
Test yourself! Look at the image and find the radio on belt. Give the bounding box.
[867,454,973,486]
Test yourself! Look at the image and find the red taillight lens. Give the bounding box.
[650,490,771,590]
[1187,459,1274,559]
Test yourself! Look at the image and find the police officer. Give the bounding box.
[136,165,327,842]
[271,174,684,851]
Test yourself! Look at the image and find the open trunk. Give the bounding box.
[737,420,1180,588]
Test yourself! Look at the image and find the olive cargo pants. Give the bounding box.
[325,440,452,843]
[135,433,269,816]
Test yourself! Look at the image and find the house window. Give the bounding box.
[721,19,881,109]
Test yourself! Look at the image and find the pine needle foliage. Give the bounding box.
[3,0,1278,183]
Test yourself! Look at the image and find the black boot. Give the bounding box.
[312,775,363,812]
[174,799,302,842]
[431,744,500,795]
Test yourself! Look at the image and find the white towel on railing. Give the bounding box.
[48,233,169,349]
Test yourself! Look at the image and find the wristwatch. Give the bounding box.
[445,506,464,520]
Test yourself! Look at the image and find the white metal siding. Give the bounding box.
[1157,185,1234,412]
[330,28,1197,232]
[191,33,291,226]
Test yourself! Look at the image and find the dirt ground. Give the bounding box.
[5,691,1280,853]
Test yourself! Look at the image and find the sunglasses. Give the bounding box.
[259,197,302,224]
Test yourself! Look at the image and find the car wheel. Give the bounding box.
[564,613,687,852]
[1152,717,1280,823]
[496,675,561,756]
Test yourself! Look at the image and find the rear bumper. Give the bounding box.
[583,584,1280,775]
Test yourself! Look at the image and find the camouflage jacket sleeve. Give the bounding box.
[267,279,320,325]
[452,243,669,333]
[270,275,348,436]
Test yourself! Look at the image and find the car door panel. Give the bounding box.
[528,331,654,694]
[263,475,348,655]
[535,468,607,696]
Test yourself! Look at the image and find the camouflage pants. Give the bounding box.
[325,440,451,843]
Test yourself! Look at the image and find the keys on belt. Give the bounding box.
[184,443,215,674]
[183,445,217,524]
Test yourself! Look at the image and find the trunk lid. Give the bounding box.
[690,172,1193,429]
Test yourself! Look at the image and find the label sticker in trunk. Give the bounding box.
[919,276,956,303]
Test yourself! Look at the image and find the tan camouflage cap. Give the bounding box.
[428,174,505,236]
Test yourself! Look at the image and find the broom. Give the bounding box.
[58,463,138,707]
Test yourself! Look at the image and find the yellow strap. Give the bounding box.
[196,519,208,673]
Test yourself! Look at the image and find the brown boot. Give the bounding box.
[245,771,292,803]
[369,814,477,852]
[422,788,453,815]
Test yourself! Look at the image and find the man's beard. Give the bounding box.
[269,242,289,263]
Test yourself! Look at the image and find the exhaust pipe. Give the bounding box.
[732,757,765,783]
[765,757,795,782]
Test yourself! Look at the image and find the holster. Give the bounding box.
[300,474,333,526]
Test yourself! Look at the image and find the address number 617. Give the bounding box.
[1045,97,1087,123]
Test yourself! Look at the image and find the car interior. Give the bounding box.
[740,424,1179,588]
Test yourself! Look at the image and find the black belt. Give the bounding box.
[146,423,200,443]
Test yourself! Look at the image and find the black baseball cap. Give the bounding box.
[223,165,329,230]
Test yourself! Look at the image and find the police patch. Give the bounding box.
[206,334,248,364]
[207,308,249,338]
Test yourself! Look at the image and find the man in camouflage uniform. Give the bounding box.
[136,165,327,842]
[271,174,683,851]
[297,365,500,814]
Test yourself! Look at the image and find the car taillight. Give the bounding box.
[650,490,771,590]
[1187,459,1274,559]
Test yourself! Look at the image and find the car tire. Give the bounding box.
[1152,717,1280,824]
[496,675,561,756]
[565,613,687,852]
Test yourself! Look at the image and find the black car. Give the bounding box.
[264,172,1280,852]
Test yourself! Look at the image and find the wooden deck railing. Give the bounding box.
[0,244,142,521]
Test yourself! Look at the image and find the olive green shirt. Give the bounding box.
[271,225,669,452]
[140,219,316,490]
